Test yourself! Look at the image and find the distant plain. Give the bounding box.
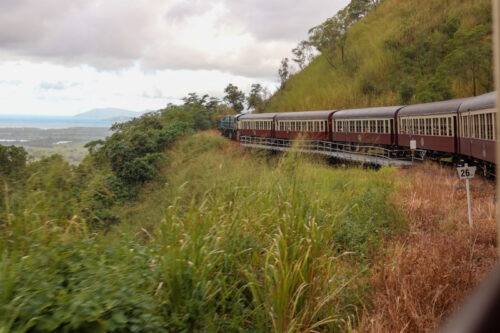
[0,127,112,164]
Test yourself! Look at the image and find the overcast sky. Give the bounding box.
[0,0,349,115]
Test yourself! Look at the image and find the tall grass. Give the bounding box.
[115,133,405,331]
[3,133,492,332]
[362,163,497,332]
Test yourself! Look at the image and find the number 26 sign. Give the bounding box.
[456,165,477,179]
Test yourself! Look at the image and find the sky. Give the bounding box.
[0,0,349,116]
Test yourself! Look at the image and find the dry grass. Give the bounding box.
[361,163,497,332]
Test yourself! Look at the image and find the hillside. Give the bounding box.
[264,0,492,112]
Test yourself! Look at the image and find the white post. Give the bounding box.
[457,163,475,228]
[465,177,473,228]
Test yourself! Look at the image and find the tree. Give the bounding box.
[278,58,290,88]
[247,83,269,112]
[441,25,493,96]
[223,84,245,113]
[182,92,209,106]
[347,0,373,22]
[0,145,27,177]
[292,41,316,70]
[308,9,350,67]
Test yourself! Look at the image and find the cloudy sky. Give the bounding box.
[0,0,349,116]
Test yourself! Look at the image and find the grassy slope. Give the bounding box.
[117,134,497,331]
[1,132,495,332]
[115,132,405,332]
[264,0,492,112]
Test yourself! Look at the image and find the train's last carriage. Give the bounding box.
[332,106,402,146]
[458,92,496,165]
[397,98,470,156]
[237,113,277,139]
[274,111,336,141]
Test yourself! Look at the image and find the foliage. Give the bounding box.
[223,83,246,113]
[114,134,406,332]
[0,145,27,178]
[278,58,291,88]
[247,83,269,113]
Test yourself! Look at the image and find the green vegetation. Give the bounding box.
[1,125,405,331]
[1,0,496,331]
[0,93,406,331]
[266,0,492,112]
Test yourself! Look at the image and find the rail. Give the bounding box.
[239,136,426,166]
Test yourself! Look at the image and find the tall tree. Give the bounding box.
[278,58,290,88]
[308,9,350,67]
[292,41,316,70]
[247,83,269,112]
[223,84,245,113]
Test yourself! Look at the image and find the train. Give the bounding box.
[219,92,496,174]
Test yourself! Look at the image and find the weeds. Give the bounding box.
[2,133,495,332]
[363,163,497,332]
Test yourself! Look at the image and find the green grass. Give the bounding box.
[264,0,492,112]
[1,133,406,332]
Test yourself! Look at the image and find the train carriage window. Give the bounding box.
[370,120,375,133]
[480,114,486,139]
[473,115,478,138]
[461,115,467,137]
[486,113,493,140]
[493,113,497,140]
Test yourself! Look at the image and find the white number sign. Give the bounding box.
[456,165,476,179]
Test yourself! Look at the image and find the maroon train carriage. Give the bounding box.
[397,98,472,156]
[458,92,496,165]
[237,113,277,139]
[274,110,336,141]
[332,106,403,146]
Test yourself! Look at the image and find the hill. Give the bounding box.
[74,107,145,120]
[264,0,492,112]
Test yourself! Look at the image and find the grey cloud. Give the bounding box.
[0,0,158,69]
[164,0,213,23]
[222,0,347,41]
[0,0,348,78]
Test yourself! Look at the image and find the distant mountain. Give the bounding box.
[74,108,145,121]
